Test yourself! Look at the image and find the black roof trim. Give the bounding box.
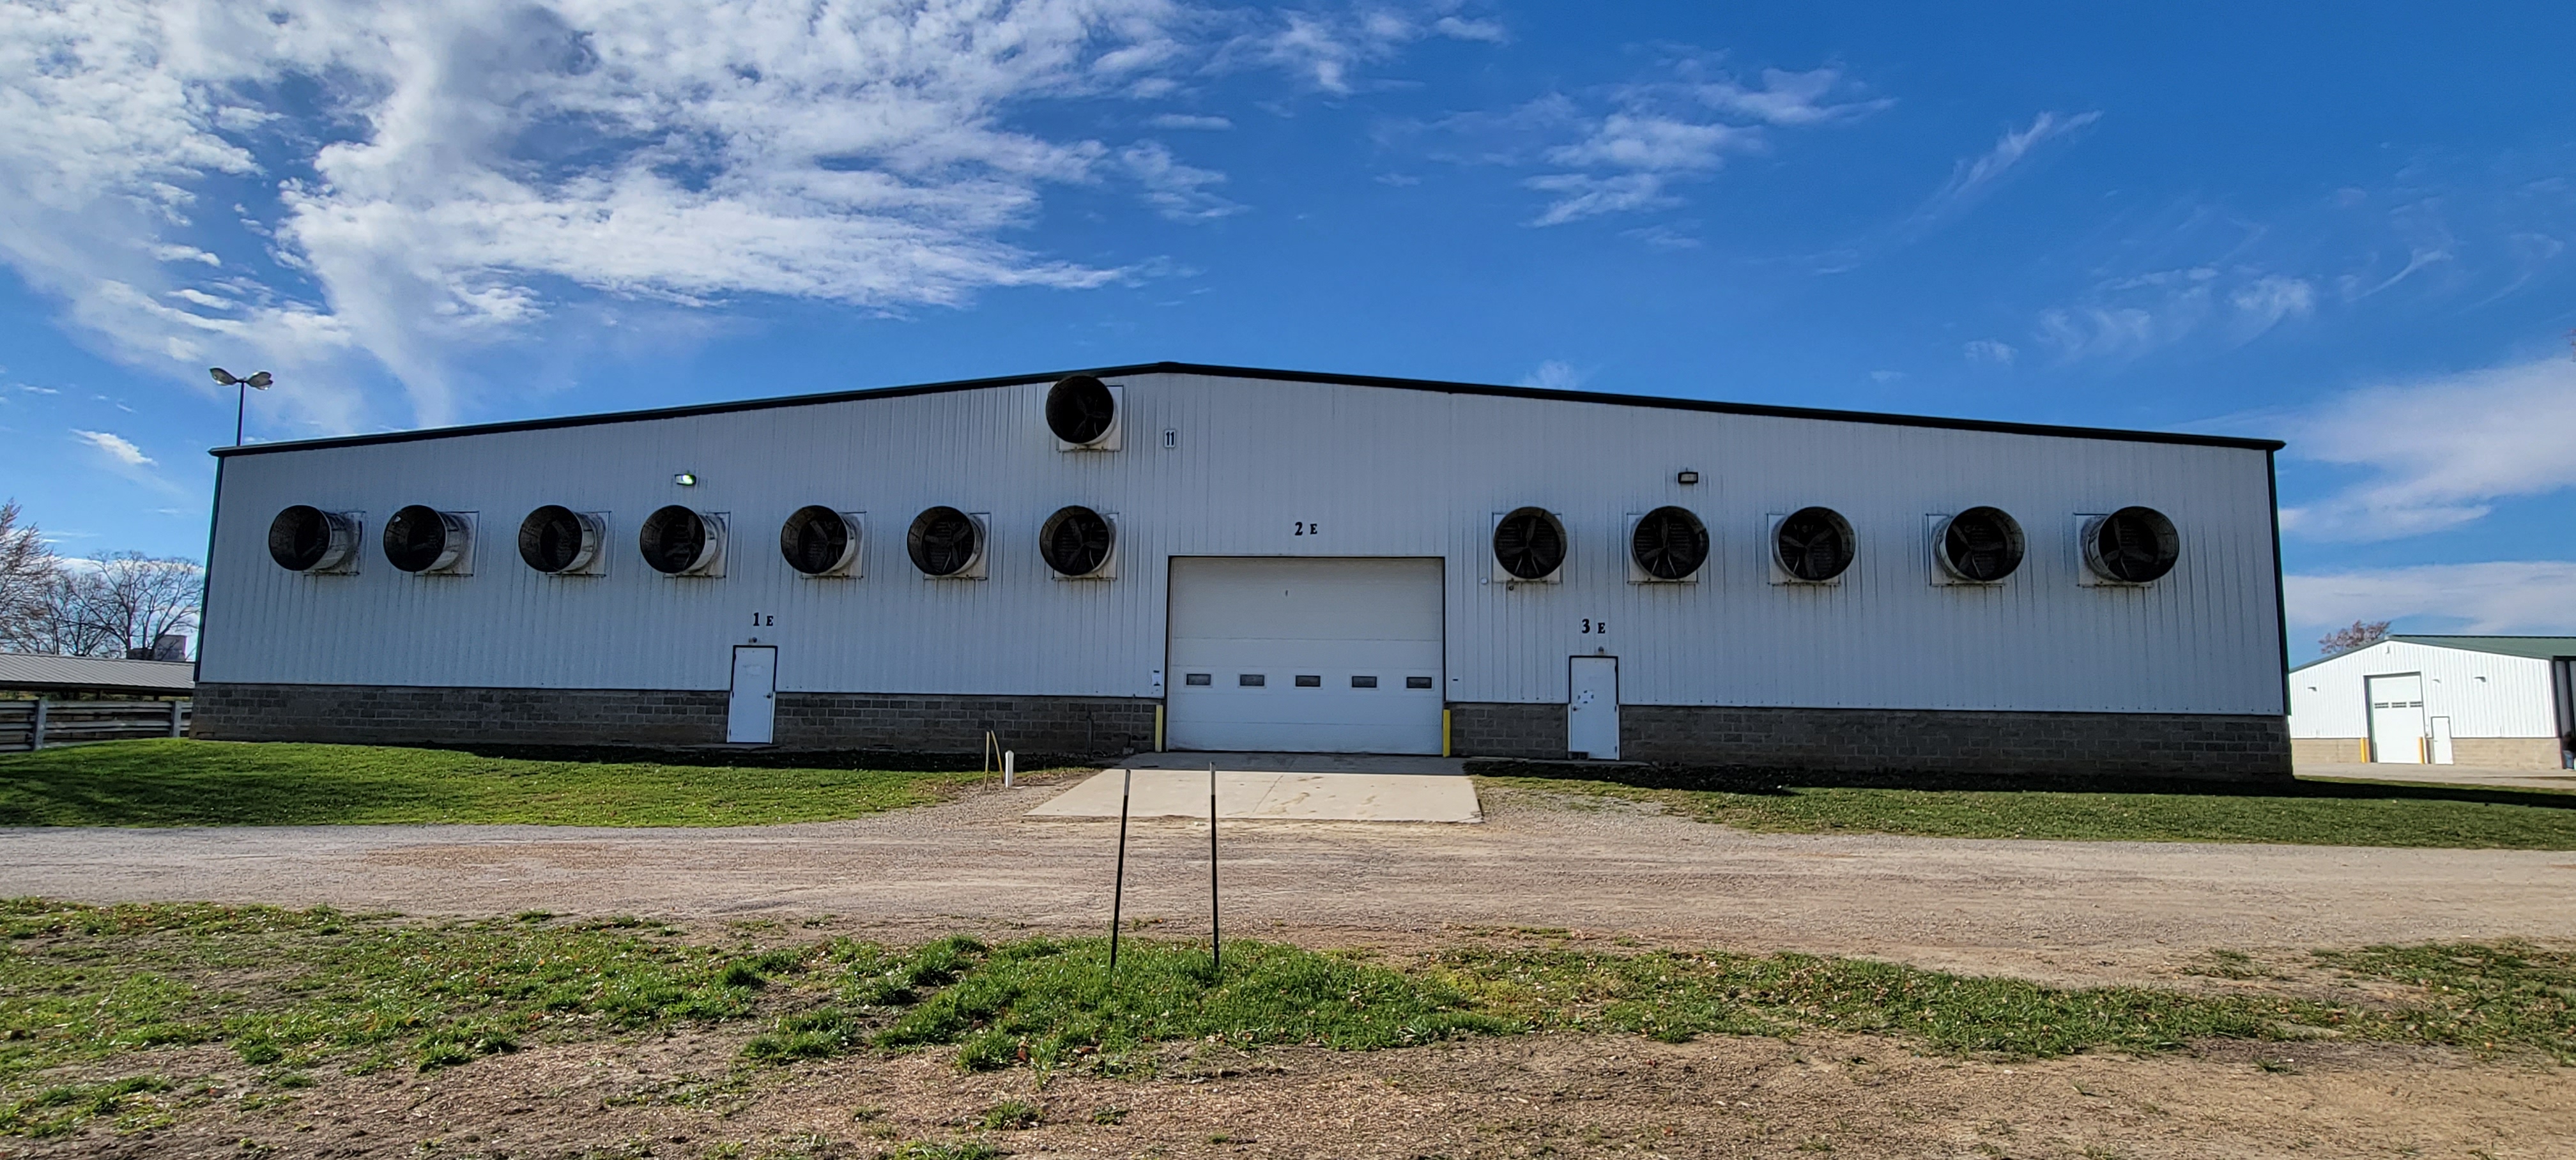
[210,360,2286,457]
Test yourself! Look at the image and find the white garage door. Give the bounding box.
[1166,557,1445,754]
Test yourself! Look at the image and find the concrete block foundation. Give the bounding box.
[1451,701,2290,781]
[194,682,1156,760]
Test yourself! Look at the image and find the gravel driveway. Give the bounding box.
[4,778,2570,984]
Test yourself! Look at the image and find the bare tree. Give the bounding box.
[0,500,63,651]
[2319,619,2393,656]
[85,553,203,659]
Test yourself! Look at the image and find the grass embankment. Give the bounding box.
[1485,773,2576,848]
[4,900,2570,1137]
[0,739,990,827]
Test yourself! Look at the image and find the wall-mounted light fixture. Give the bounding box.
[673,472,698,486]
[1676,470,1700,485]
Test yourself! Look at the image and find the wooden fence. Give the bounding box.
[0,700,191,754]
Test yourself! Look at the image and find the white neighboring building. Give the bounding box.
[2289,636,2576,770]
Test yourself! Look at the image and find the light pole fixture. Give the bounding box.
[210,367,272,446]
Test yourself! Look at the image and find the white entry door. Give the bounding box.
[1568,655,1620,761]
[728,645,777,744]
[2365,673,2425,764]
[1165,557,1444,754]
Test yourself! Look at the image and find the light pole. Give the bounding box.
[208,368,272,446]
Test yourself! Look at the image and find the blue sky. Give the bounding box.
[4,1,2572,657]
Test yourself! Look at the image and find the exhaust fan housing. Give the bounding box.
[1771,506,1855,584]
[1628,506,1709,583]
[383,505,474,575]
[1045,374,1121,450]
[638,505,726,576]
[781,506,863,577]
[2080,505,2180,585]
[519,506,606,575]
[908,506,988,579]
[1931,506,2024,584]
[1039,505,1116,579]
[268,505,362,574]
[1492,507,1567,583]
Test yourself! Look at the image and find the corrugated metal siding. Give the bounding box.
[203,370,2285,715]
[2288,641,2557,738]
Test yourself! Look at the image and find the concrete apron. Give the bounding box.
[1025,752,1482,824]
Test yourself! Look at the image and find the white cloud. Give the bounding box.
[1962,339,2017,365]
[2032,266,2327,362]
[1868,370,1905,383]
[2280,356,2576,540]
[1430,16,1507,43]
[1517,63,1878,227]
[1118,141,1244,221]
[2286,561,2576,637]
[1517,359,1584,391]
[1149,113,1233,130]
[2230,275,2316,333]
[0,0,1291,432]
[70,429,153,468]
[1913,111,2100,225]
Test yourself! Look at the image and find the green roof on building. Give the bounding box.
[2387,636,2576,661]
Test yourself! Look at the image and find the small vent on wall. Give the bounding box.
[781,507,862,577]
[383,505,474,575]
[1772,507,1854,584]
[908,506,987,579]
[268,505,362,574]
[2080,506,2180,585]
[1492,507,1567,583]
[1628,506,1708,583]
[1038,505,1116,579]
[1045,374,1122,450]
[639,505,726,576]
[519,506,606,575]
[1931,506,2023,584]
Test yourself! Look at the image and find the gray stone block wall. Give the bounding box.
[1452,700,2290,780]
[1446,701,1565,760]
[193,682,728,747]
[774,692,1155,758]
[195,682,1155,759]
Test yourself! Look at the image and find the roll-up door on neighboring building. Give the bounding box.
[2366,672,2426,764]
[1166,557,1444,754]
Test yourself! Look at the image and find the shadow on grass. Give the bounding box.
[1466,759,2576,811]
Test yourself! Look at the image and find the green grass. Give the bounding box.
[0,740,991,827]
[0,899,813,1136]
[3,899,2567,1138]
[1485,774,2576,849]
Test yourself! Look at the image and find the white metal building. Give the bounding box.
[195,363,2292,776]
[2288,636,2576,770]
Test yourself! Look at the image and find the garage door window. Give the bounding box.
[1352,676,1377,688]
[1185,673,1211,685]
[1239,674,1265,687]
[1407,676,1434,689]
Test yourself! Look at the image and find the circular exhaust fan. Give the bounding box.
[1045,374,1117,446]
[2083,505,2180,583]
[267,505,358,572]
[1774,506,1855,582]
[383,505,471,574]
[1039,505,1114,577]
[1630,506,1709,581]
[780,506,859,576]
[638,505,723,576]
[1936,506,2025,583]
[1492,507,1567,581]
[908,506,983,577]
[518,505,602,574]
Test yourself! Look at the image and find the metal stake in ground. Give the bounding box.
[1209,761,1222,975]
[1108,765,1132,982]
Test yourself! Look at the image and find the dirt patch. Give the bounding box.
[19,1026,2571,1159]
